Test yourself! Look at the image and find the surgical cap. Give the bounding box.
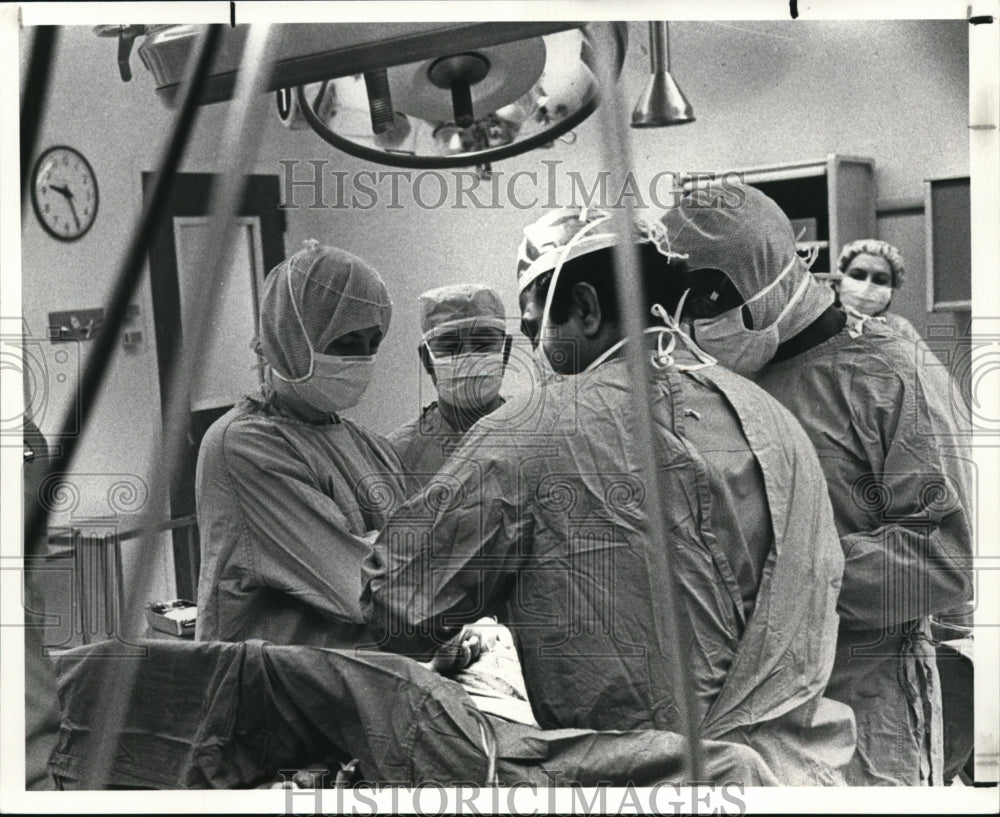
[257,240,392,380]
[837,239,906,289]
[516,206,678,294]
[661,183,833,341]
[419,283,506,339]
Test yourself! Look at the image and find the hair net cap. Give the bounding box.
[257,240,392,380]
[419,283,506,335]
[516,207,682,295]
[837,239,906,289]
[661,183,833,342]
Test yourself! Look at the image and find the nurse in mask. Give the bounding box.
[195,240,415,647]
[835,239,925,348]
[388,284,511,486]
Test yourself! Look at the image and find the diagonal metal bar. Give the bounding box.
[587,21,704,782]
[23,25,223,559]
[75,23,284,789]
[121,23,285,636]
[20,25,59,205]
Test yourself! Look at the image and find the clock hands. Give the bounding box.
[50,183,82,231]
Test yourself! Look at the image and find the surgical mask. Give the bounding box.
[271,353,376,415]
[838,276,892,316]
[690,258,809,378]
[428,349,505,409]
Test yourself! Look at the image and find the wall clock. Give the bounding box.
[31,145,99,241]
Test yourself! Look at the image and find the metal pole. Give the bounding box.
[122,23,285,635]
[75,23,284,788]
[23,25,223,558]
[20,26,59,205]
[588,21,704,782]
[648,21,665,73]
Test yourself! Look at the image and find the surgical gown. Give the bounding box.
[363,357,856,784]
[195,396,415,647]
[845,309,942,369]
[882,312,926,349]
[758,321,973,785]
[387,402,468,487]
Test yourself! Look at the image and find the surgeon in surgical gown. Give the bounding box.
[388,283,511,486]
[363,208,857,785]
[663,184,974,785]
[195,240,414,647]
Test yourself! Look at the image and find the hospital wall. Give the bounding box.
[18,20,970,614]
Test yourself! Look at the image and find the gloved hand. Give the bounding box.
[423,617,500,675]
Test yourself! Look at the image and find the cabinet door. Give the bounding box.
[826,154,878,265]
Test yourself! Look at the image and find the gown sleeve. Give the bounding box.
[361,427,532,658]
[834,351,973,629]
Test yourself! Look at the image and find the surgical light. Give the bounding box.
[97,23,628,170]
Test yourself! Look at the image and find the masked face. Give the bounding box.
[689,258,808,377]
[269,326,381,417]
[271,353,376,415]
[838,253,894,316]
[428,350,505,410]
[838,277,892,316]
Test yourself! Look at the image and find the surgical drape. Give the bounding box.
[48,639,780,788]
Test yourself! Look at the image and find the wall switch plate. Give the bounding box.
[48,308,105,342]
[47,304,141,343]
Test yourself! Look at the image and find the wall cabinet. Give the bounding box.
[683,154,877,273]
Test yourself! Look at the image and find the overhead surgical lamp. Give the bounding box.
[97,23,628,169]
[631,22,694,128]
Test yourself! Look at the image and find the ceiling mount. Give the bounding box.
[631,22,694,128]
[294,23,628,170]
[97,22,629,170]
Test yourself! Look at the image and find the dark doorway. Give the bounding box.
[145,173,286,598]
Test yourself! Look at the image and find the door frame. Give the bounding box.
[144,173,286,598]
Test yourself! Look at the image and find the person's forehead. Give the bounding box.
[846,253,892,274]
[333,326,383,341]
[428,323,505,342]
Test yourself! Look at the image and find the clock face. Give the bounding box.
[31,146,99,241]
